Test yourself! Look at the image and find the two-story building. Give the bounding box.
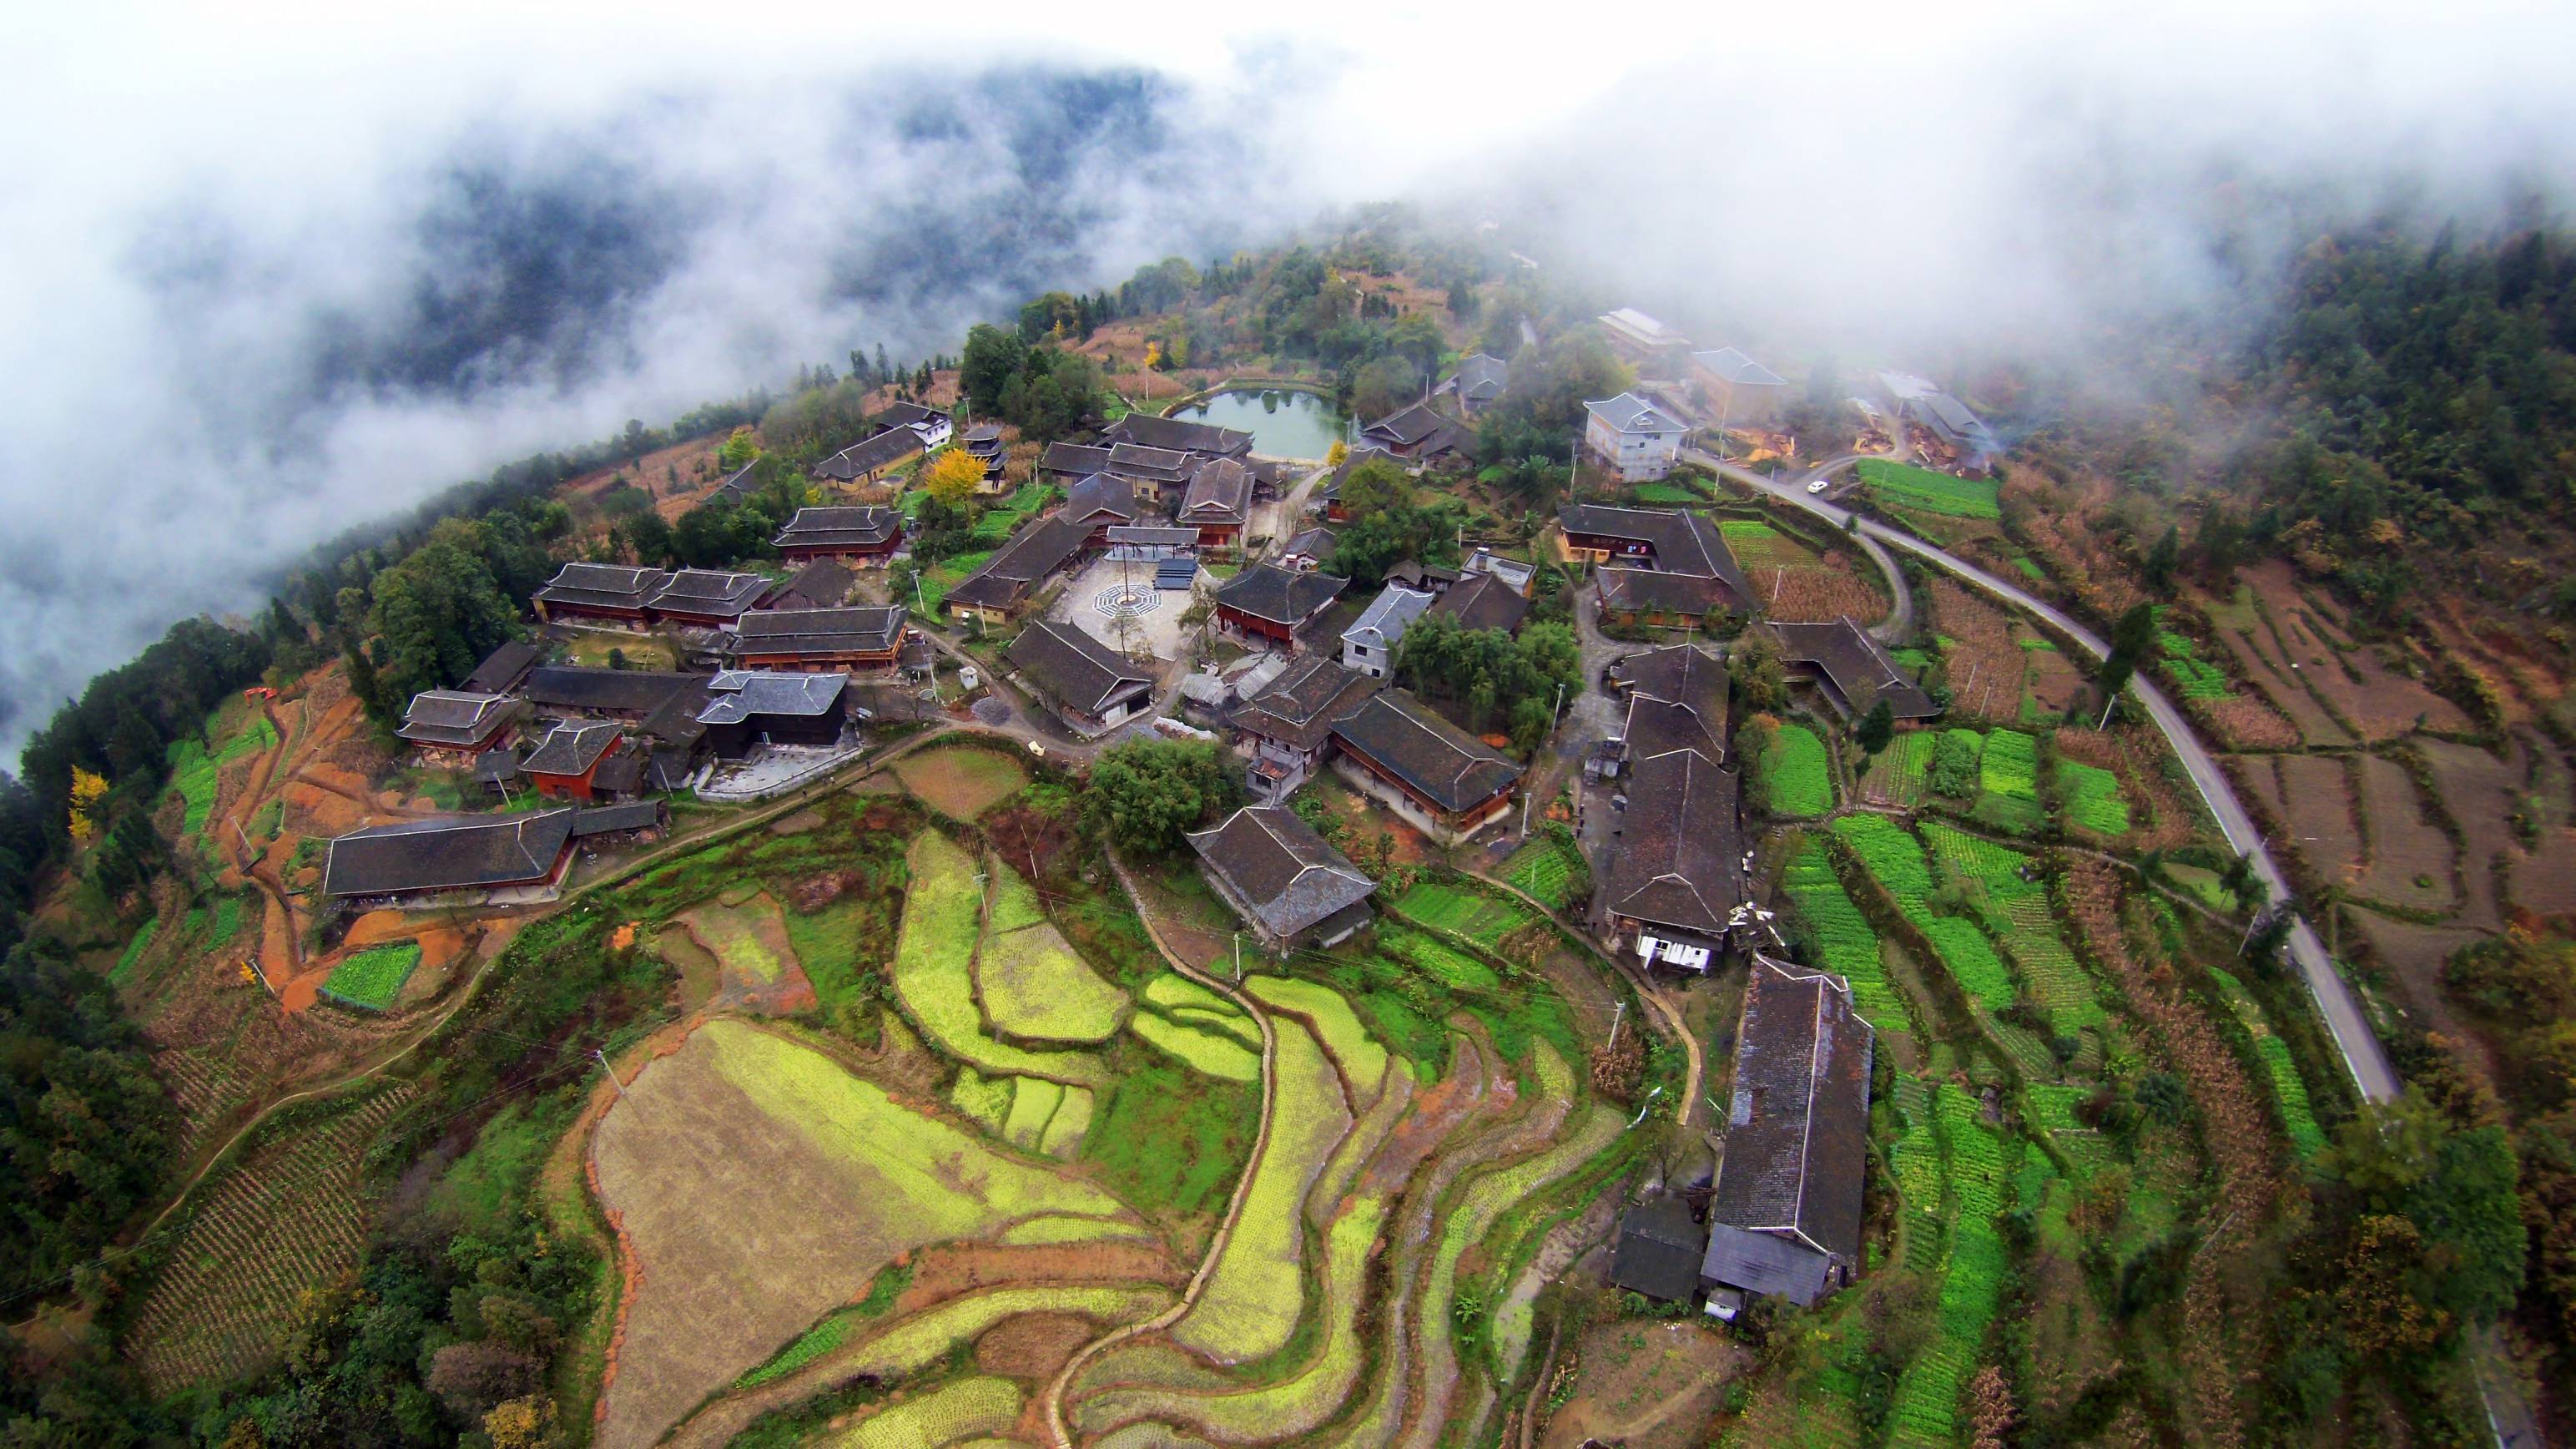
[773,506,905,563]
[729,606,908,673]
[1327,689,1523,844]
[1213,564,1348,648]
[1340,584,1434,679]
[393,690,523,767]
[1228,655,1381,800]
[1582,392,1688,482]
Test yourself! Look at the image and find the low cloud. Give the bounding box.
[3,1,2568,764]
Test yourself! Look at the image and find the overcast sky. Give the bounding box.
[3,0,2570,765]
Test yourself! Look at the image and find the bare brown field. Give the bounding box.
[2203,582,2355,747]
[2352,755,2458,916]
[2341,908,2489,1043]
[1930,579,2028,724]
[2025,645,2090,721]
[1537,1320,1749,1449]
[890,745,1031,820]
[2414,738,2533,927]
[2272,756,2365,887]
[1729,522,1893,625]
[588,1020,1147,1449]
[2244,563,2471,738]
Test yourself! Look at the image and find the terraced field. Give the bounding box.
[128,1083,417,1392]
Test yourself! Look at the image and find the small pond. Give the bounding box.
[1165,388,1346,460]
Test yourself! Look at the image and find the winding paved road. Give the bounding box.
[1692,445,2401,1103]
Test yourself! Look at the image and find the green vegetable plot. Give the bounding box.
[2058,758,2131,835]
[1763,722,1834,817]
[1390,881,1534,947]
[320,942,420,1011]
[1780,841,1908,1034]
[1857,459,2001,519]
[1889,1085,2009,1445]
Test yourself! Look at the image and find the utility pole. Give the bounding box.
[595,1049,630,1105]
[1550,679,1566,735]
[1233,932,1243,983]
[1607,1000,1626,1052]
[2097,689,2118,730]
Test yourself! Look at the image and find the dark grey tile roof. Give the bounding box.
[523,666,709,717]
[1105,412,1252,457]
[1710,955,1875,1272]
[1107,442,1192,484]
[589,753,645,795]
[1602,748,1742,937]
[1214,563,1346,626]
[733,606,905,657]
[1363,401,1449,447]
[1041,442,1113,476]
[1597,567,1730,616]
[472,747,523,785]
[1701,1224,1835,1305]
[1449,353,1509,402]
[697,671,847,723]
[1106,524,1197,548]
[709,460,759,505]
[646,568,768,618]
[760,559,854,612]
[1769,618,1939,719]
[1616,644,1729,761]
[1230,655,1382,750]
[522,722,622,776]
[1427,573,1529,634]
[945,514,1091,611]
[396,690,519,747]
[464,639,542,694]
[572,801,663,837]
[1280,526,1338,562]
[1328,689,1523,814]
[322,810,577,897]
[1006,620,1153,715]
[1063,472,1145,524]
[1607,1194,1706,1301]
[1560,506,1749,595]
[1187,805,1377,939]
[1180,458,1252,522]
[533,563,669,612]
[813,429,921,482]
[774,506,900,550]
[873,401,945,432]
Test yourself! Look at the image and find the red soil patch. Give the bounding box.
[342,909,413,949]
[974,1312,1101,1381]
[894,1241,1182,1312]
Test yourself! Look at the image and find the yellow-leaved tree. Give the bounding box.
[922,447,987,506]
[1325,439,1349,467]
[67,767,108,844]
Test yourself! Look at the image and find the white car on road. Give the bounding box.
[1806,478,1831,494]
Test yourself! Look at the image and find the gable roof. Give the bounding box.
[646,568,768,619]
[1597,567,1732,618]
[1188,805,1378,939]
[1559,505,1751,599]
[522,666,709,718]
[1041,442,1113,476]
[1769,618,1938,719]
[1617,644,1730,762]
[872,401,945,432]
[1428,572,1530,634]
[1691,347,1787,387]
[760,559,854,612]
[1318,446,1396,501]
[944,513,1091,612]
[1062,472,1144,525]
[1584,391,1686,435]
[1229,655,1382,750]
[396,690,519,747]
[464,639,543,694]
[1106,442,1193,485]
[1180,457,1252,520]
[1105,412,1252,457]
[708,460,760,507]
[1107,524,1198,548]
[1006,619,1154,715]
[733,606,905,658]
[1214,563,1348,626]
[533,563,669,612]
[572,801,663,837]
[1362,401,1449,447]
[696,670,846,724]
[1602,748,1743,938]
[1607,1194,1706,1301]
[1599,307,1687,349]
[813,428,921,482]
[522,721,622,777]
[1449,353,1510,402]
[322,810,577,897]
[1343,585,1434,651]
[1280,525,1338,563]
[1710,955,1875,1272]
[1328,689,1523,814]
[774,506,900,551]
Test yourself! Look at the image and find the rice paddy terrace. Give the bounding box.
[116,741,1655,1448]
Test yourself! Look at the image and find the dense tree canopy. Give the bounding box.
[1081,740,1240,856]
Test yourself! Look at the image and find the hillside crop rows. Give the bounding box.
[1858,459,2001,519]
[127,1084,416,1393]
[1763,722,1834,817]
